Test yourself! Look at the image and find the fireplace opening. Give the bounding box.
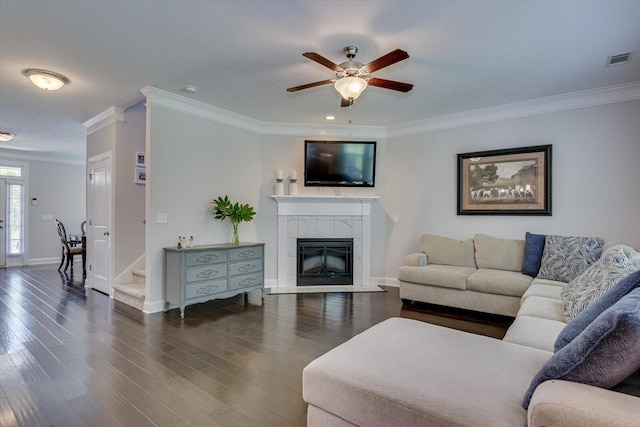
[297,238,353,286]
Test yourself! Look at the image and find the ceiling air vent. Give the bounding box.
[605,52,632,67]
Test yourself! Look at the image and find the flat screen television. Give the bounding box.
[304,140,376,187]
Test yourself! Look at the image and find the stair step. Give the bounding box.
[113,281,145,310]
[132,269,146,284]
[113,282,145,298]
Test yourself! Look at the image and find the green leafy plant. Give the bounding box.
[211,195,256,245]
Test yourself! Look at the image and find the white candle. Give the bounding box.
[290,170,297,180]
[276,170,283,180]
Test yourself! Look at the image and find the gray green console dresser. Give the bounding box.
[163,242,265,317]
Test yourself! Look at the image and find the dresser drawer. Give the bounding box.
[185,264,228,283]
[185,279,228,300]
[228,274,263,291]
[185,250,227,267]
[229,246,263,262]
[228,259,263,277]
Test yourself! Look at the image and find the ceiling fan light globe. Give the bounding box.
[334,76,367,100]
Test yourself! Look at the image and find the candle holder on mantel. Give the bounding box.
[289,178,298,195]
[274,170,284,195]
[288,170,298,195]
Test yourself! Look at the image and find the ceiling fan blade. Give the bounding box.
[286,79,334,92]
[362,49,409,73]
[341,97,352,108]
[302,52,343,72]
[367,77,414,93]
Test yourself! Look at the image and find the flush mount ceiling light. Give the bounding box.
[0,131,15,142]
[23,68,69,90]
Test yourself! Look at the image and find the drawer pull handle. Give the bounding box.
[196,285,219,295]
[238,264,256,273]
[239,278,256,287]
[197,254,219,263]
[236,250,256,259]
[196,270,219,279]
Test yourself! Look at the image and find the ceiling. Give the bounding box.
[1,1,639,164]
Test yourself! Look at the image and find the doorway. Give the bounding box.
[88,154,112,294]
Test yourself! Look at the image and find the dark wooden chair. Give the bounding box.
[56,219,86,275]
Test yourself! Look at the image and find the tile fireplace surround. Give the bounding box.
[271,195,379,287]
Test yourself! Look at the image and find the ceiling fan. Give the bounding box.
[286,46,414,107]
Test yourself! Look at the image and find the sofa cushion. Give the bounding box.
[398,264,475,290]
[303,317,550,427]
[522,284,562,303]
[474,233,525,272]
[503,316,566,353]
[466,269,532,297]
[561,246,636,320]
[555,269,640,351]
[522,288,640,409]
[537,235,604,283]
[517,296,565,322]
[530,277,567,288]
[521,232,547,276]
[420,234,476,268]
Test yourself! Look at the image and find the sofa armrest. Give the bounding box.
[405,253,427,267]
[528,380,640,427]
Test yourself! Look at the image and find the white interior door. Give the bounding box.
[88,156,111,294]
[0,179,6,267]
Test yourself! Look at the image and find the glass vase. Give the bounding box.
[231,223,240,245]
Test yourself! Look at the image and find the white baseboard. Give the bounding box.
[27,257,59,265]
[372,276,400,287]
[144,298,165,314]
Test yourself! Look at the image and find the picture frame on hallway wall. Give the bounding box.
[457,144,552,215]
[135,167,146,184]
[135,151,145,167]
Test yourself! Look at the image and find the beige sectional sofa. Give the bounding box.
[302,234,640,426]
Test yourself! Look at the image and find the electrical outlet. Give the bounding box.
[41,214,53,221]
[157,213,167,223]
[393,215,399,223]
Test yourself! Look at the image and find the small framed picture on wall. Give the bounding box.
[135,167,146,184]
[136,152,145,167]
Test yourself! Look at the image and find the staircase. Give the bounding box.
[113,269,145,310]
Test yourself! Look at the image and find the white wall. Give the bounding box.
[143,94,639,312]
[146,105,263,309]
[0,154,86,265]
[114,102,146,273]
[382,100,640,277]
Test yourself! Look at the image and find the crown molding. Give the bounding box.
[142,82,640,140]
[83,106,125,135]
[387,81,640,138]
[0,147,85,166]
[140,86,387,139]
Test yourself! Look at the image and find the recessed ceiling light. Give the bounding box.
[23,68,69,90]
[0,131,15,142]
[184,84,197,93]
[325,115,335,120]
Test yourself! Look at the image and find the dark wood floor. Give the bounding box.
[0,263,510,427]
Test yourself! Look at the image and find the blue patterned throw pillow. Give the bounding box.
[561,247,636,320]
[523,288,640,409]
[537,235,604,283]
[555,269,640,351]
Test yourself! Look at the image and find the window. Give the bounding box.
[1,165,25,256]
[8,183,23,254]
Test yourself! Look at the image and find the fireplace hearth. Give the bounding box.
[297,238,353,286]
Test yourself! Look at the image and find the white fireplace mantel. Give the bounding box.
[271,195,379,287]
